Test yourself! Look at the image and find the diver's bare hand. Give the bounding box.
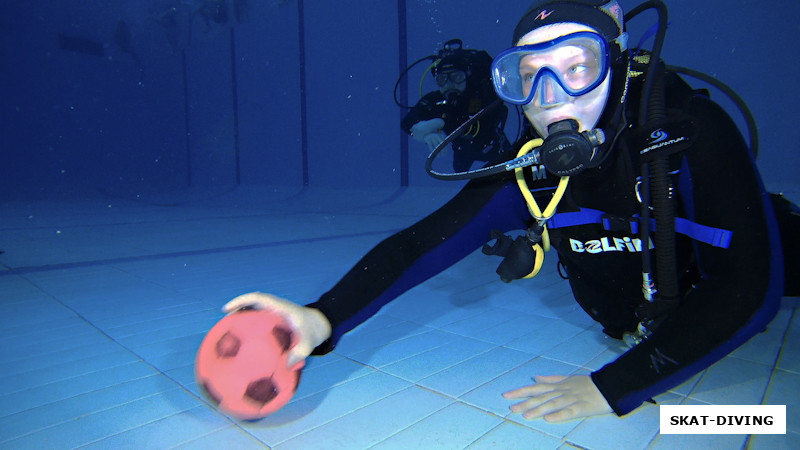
[222,292,332,368]
[503,374,613,422]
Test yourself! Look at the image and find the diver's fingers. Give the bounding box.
[534,374,568,384]
[221,292,286,314]
[287,346,310,369]
[503,376,564,399]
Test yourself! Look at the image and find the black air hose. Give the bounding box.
[647,66,679,301]
[627,0,680,305]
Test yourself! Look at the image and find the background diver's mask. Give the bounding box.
[435,69,467,101]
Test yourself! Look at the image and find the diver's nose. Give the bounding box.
[537,72,567,107]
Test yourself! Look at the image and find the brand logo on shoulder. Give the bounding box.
[650,129,668,143]
[570,236,652,254]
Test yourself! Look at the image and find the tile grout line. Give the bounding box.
[0,228,402,277]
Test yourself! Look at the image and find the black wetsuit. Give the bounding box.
[401,52,511,173]
[309,71,785,415]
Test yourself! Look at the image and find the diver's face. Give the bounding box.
[517,23,611,137]
[436,70,467,98]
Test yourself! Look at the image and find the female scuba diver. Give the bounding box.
[222,0,789,422]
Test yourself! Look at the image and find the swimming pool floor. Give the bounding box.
[1,185,797,449]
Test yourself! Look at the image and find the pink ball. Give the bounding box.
[195,309,304,420]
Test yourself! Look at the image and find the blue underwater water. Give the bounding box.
[1,0,798,196]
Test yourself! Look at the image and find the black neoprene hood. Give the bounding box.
[513,0,625,45]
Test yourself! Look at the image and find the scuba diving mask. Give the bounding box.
[435,70,467,86]
[491,31,610,105]
[435,69,467,100]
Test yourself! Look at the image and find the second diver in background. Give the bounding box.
[401,39,512,173]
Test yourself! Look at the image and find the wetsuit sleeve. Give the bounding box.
[401,92,446,134]
[306,174,529,354]
[591,95,784,415]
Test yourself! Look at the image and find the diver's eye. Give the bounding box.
[568,64,588,75]
[521,72,536,85]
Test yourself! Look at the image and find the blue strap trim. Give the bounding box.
[673,217,732,249]
[548,208,732,249]
[548,209,606,229]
